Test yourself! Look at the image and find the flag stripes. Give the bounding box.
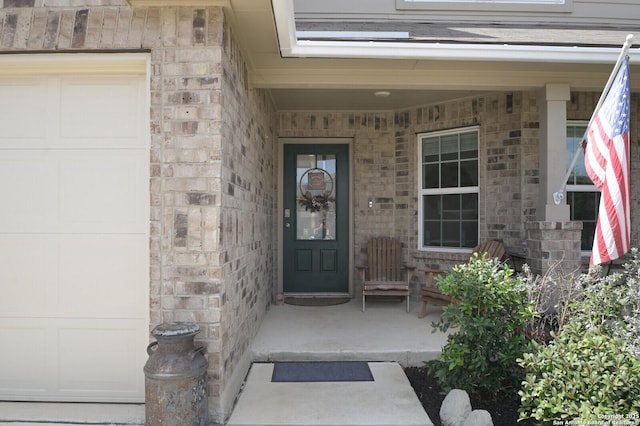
[583,56,631,266]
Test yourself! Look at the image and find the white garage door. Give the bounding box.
[0,58,149,402]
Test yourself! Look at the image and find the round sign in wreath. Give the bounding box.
[297,167,334,212]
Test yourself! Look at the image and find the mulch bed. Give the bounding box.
[404,366,537,426]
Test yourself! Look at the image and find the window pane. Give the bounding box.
[460,160,478,186]
[422,194,478,248]
[574,168,592,185]
[423,164,439,189]
[423,195,441,220]
[567,125,588,185]
[442,194,460,219]
[422,138,439,163]
[461,221,478,248]
[442,222,460,247]
[461,193,478,220]
[581,222,597,251]
[421,129,478,190]
[570,192,598,221]
[568,191,600,250]
[423,221,441,246]
[567,124,598,251]
[317,154,336,175]
[296,154,336,241]
[459,132,478,159]
[441,162,459,188]
[440,134,459,161]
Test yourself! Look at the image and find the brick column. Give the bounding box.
[526,84,583,275]
[526,221,582,275]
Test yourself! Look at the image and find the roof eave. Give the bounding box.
[289,40,638,64]
[272,0,638,64]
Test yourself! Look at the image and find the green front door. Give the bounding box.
[283,144,349,293]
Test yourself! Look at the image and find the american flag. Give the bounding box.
[583,56,631,266]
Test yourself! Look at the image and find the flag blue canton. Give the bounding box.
[607,58,630,137]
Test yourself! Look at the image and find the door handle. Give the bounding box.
[285,222,291,228]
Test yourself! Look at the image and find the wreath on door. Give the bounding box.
[297,168,334,213]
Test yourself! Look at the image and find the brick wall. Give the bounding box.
[409,93,528,270]
[0,2,277,423]
[526,221,583,274]
[279,95,532,287]
[217,17,276,418]
[279,90,640,280]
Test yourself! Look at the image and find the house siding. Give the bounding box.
[0,2,277,423]
[294,0,640,26]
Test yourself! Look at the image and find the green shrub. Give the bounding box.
[618,248,640,358]
[519,322,640,423]
[569,265,627,333]
[429,253,535,397]
[518,248,640,423]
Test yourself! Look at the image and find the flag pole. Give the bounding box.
[553,34,635,205]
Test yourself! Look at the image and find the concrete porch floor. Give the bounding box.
[251,298,449,366]
[0,298,450,425]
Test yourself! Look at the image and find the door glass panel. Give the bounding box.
[296,154,336,240]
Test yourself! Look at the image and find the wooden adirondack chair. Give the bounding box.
[418,240,507,318]
[357,237,415,312]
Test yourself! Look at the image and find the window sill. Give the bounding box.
[417,246,474,254]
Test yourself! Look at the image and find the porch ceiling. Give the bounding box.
[267,88,485,111]
[216,0,640,111]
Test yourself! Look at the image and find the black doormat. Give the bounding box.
[271,361,374,382]
[284,297,350,306]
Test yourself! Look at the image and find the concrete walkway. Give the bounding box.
[226,362,434,426]
[0,402,144,425]
[0,299,449,425]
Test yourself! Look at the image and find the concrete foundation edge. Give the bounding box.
[211,349,253,425]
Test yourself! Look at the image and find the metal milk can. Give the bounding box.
[144,322,208,426]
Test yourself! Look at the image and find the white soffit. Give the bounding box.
[272,0,639,64]
[127,0,226,5]
[297,31,411,40]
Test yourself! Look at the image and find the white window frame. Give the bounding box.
[566,121,599,255]
[418,126,479,252]
[397,0,572,12]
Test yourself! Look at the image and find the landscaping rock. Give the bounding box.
[463,410,494,426]
[440,389,472,426]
